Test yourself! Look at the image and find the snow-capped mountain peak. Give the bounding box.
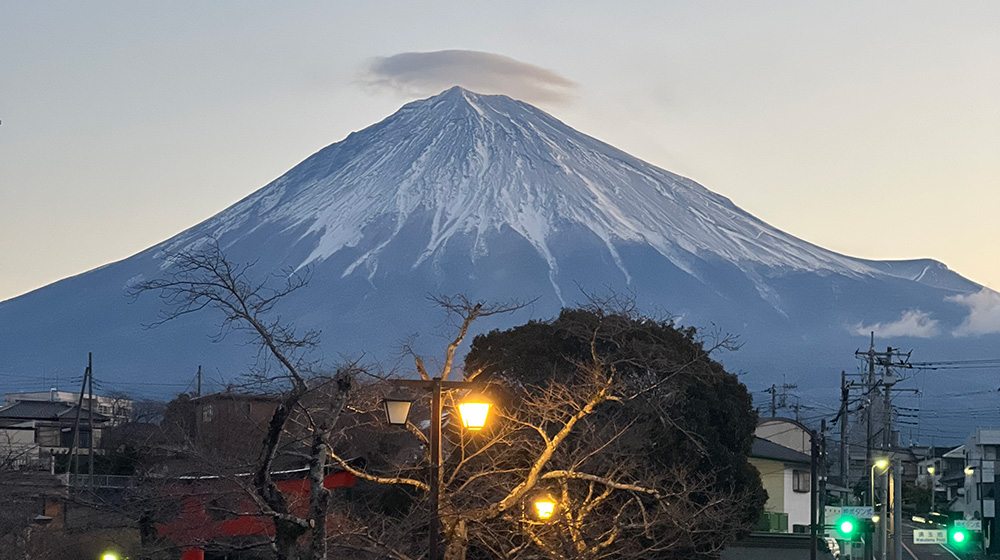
[164,87,890,299]
[1,87,993,422]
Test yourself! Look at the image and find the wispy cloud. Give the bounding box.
[851,309,940,338]
[947,289,1000,336]
[360,50,576,105]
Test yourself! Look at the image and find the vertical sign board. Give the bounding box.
[913,529,947,544]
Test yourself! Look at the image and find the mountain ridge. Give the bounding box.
[0,87,995,420]
[149,87,972,307]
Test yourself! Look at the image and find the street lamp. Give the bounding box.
[457,397,491,430]
[871,459,889,510]
[382,378,491,560]
[383,396,413,426]
[927,465,937,513]
[871,459,889,560]
[964,462,987,556]
[533,494,558,520]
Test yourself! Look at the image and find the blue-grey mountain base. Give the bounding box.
[1,88,996,432]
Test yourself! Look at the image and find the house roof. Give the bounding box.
[0,400,108,421]
[943,445,966,459]
[757,417,811,433]
[751,437,811,465]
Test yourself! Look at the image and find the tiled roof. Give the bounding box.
[751,437,811,465]
[0,400,108,421]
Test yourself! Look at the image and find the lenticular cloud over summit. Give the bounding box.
[0,87,995,407]
[362,51,576,105]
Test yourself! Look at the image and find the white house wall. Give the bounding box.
[783,466,812,530]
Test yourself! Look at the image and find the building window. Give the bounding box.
[793,470,810,493]
[202,404,214,423]
[37,427,60,447]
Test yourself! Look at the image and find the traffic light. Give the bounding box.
[833,516,876,541]
[835,516,858,539]
[948,527,970,548]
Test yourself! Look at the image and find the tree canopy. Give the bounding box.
[462,305,766,558]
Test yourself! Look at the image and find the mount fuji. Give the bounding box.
[1,87,996,418]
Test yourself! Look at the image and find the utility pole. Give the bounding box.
[819,420,828,534]
[66,358,89,477]
[197,365,202,397]
[810,428,818,560]
[88,352,95,493]
[840,371,849,487]
[882,348,892,560]
[862,334,875,480]
[882,347,893,450]
[854,337,911,560]
[765,382,798,417]
[861,335,876,560]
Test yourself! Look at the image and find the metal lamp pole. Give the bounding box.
[871,460,888,560]
[928,465,936,513]
[967,462,988,556]
[391,378,487,560]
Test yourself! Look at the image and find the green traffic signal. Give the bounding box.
[835,516,858,538]
[948,527,970,547]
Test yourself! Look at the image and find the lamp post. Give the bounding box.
[871,459,889,560]
[927,465,936,513]
[965,462,988,556]
[383,377,491,560]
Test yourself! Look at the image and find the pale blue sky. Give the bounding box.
[1,1,997,301]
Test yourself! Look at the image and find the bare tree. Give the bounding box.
[328,297,763,560]
[131,240,355,560]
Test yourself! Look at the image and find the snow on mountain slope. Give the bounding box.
[160,87,898,305]
[1,87,995,420]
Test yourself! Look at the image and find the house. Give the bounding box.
[0,400,111,469]
[6,389,132,426]
[757,417,812,455]
[191,392,281,463]
[954,429,999,553]
[915,445,966,512]
[749,436,813,533]
[729,429,834,560]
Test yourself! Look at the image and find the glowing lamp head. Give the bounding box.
[533,495,557,520]
[927,466,936,475]
[458,398,491,430]
[871,515,880,523]
[874,459,889,470]
[965,466,975,475]
[102,554,119,560]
